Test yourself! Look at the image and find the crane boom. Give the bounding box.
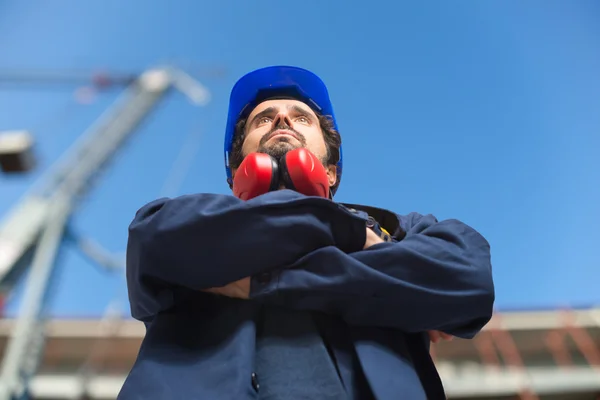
[0,69,171,295]
[0,67,209,399]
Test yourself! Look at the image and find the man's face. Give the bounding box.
[240,99,336,186]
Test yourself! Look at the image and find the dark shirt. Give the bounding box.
[255,307,374,400]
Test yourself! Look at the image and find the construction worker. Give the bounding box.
[119,66,495,399]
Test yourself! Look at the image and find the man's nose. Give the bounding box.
[273,112,292,128]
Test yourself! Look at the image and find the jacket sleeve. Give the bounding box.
[126,190,367,322]
[250,212,494,339]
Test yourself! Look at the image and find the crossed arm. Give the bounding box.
[126,190,494,338]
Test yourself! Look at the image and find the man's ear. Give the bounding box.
[326,165,337,187]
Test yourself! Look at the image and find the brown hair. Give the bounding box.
[228,113,342,192]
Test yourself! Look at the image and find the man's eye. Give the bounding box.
[258,117,271,125]
[296,116,309,124]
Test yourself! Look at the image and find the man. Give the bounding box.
[119,66,494,400]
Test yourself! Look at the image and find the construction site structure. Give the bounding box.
[0,66,210,399]
[434,307,600,400]
[0,308,596,400]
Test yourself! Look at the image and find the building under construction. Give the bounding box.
[0,307,597,400]
[0,68,598,400]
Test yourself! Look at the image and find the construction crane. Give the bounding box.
[0,69,136,173]
[0,66,210,399]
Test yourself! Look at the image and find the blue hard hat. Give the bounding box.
[224,65,343,193]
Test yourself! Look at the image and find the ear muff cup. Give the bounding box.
[280,148,330,199]
[232,152,279,200]
[233,148,330,200]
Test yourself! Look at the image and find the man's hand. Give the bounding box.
[428,330,454,343]
[364,227,385,249]
[204,277,251,299]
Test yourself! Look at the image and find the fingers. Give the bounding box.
[428,331,440,343]
[428,330,454,343]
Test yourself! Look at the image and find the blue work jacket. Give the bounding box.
[118,190,494,399]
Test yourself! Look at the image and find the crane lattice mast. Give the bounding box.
[0,67,210,399]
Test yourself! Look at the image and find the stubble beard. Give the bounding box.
[255,131,329,166]
[257,136,298,161]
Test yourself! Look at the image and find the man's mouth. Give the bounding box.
[269,130,298,140]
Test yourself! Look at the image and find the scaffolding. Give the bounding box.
[432,307,600,400]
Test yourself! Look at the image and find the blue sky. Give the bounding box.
[0,0,598,318]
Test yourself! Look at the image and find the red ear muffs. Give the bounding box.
[232,148,330,200]
[232,152,279,200]
[280,148,330,199]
